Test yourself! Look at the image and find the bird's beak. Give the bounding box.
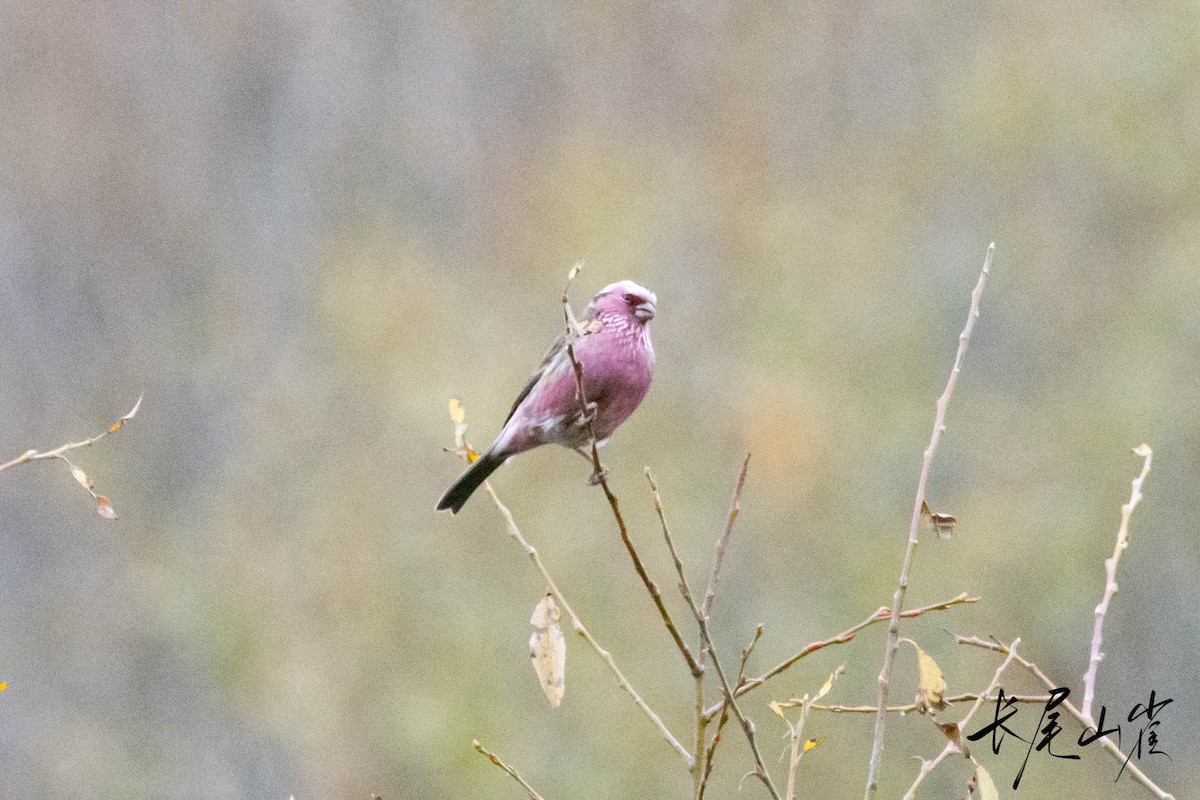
[633,301,656,322]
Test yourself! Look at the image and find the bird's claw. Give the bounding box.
[587,465,609,486]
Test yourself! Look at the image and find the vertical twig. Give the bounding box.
[1081,445,1153,721]
[699,625,761,800]
[646,469,710,797]
[643,471,781,799]
[864,243,994,799]
[652,456,746,799]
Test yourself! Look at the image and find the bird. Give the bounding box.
[437,280,657,514]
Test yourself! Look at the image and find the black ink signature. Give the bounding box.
[966,686,1172,789]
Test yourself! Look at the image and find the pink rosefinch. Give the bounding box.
[437,280,657,514]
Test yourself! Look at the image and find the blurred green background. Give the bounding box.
[1,3,1196,798]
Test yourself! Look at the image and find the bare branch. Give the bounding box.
[643,468,780,799]
[803,692,1051,713]
[703,594,978,720]
[865,243,994,800]
[0,395,143,518]
[700,625,762,800]
[1082,444,1153,721]
[473,739,547,800]
[645,469,709,797]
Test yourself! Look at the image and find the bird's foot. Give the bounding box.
[587,464,609,485]
[577,401,599,425]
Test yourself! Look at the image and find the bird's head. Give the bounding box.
[591,280,657,325]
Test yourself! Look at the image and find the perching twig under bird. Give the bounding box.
[437,280,656,514]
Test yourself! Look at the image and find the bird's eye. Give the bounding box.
[623,293,637,304]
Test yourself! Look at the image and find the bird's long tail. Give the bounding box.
[436,449,505,514]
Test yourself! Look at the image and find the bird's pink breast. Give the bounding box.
[503,319,653,453]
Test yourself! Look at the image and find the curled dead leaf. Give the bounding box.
[97,501,117,520]
[529,593,565,707]
[71,465,94,491]
[920,500,957,540]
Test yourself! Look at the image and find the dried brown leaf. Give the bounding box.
[920,500,957,541]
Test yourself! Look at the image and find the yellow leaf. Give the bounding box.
[803,737,825,752]
[813,665,845,703]
[905,640,948,713]
[529,593,565,707]
[566,260,584,283]
[769,700,787,719]
[0,682,7,691]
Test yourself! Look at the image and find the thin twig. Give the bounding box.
[957,636,1176,800]
[1082,445,1153,721]
[692,594,782,798]
[644,469,709,797]
[864,243,993,800]
[0,395,142,474]
[801,693,1051,713]
[473,739,547,800]
[700,625,762,800]
[702,594,978,720]
[690,454,750,798]
[0,396,142,517]
[564,339,702,672]
[702,454,751,622]
[902,638,1020,800]
[782,693,813,800]
[642,468,780,799]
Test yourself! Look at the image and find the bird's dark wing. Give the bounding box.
[504,332,566,424]
[503,303,598,425]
